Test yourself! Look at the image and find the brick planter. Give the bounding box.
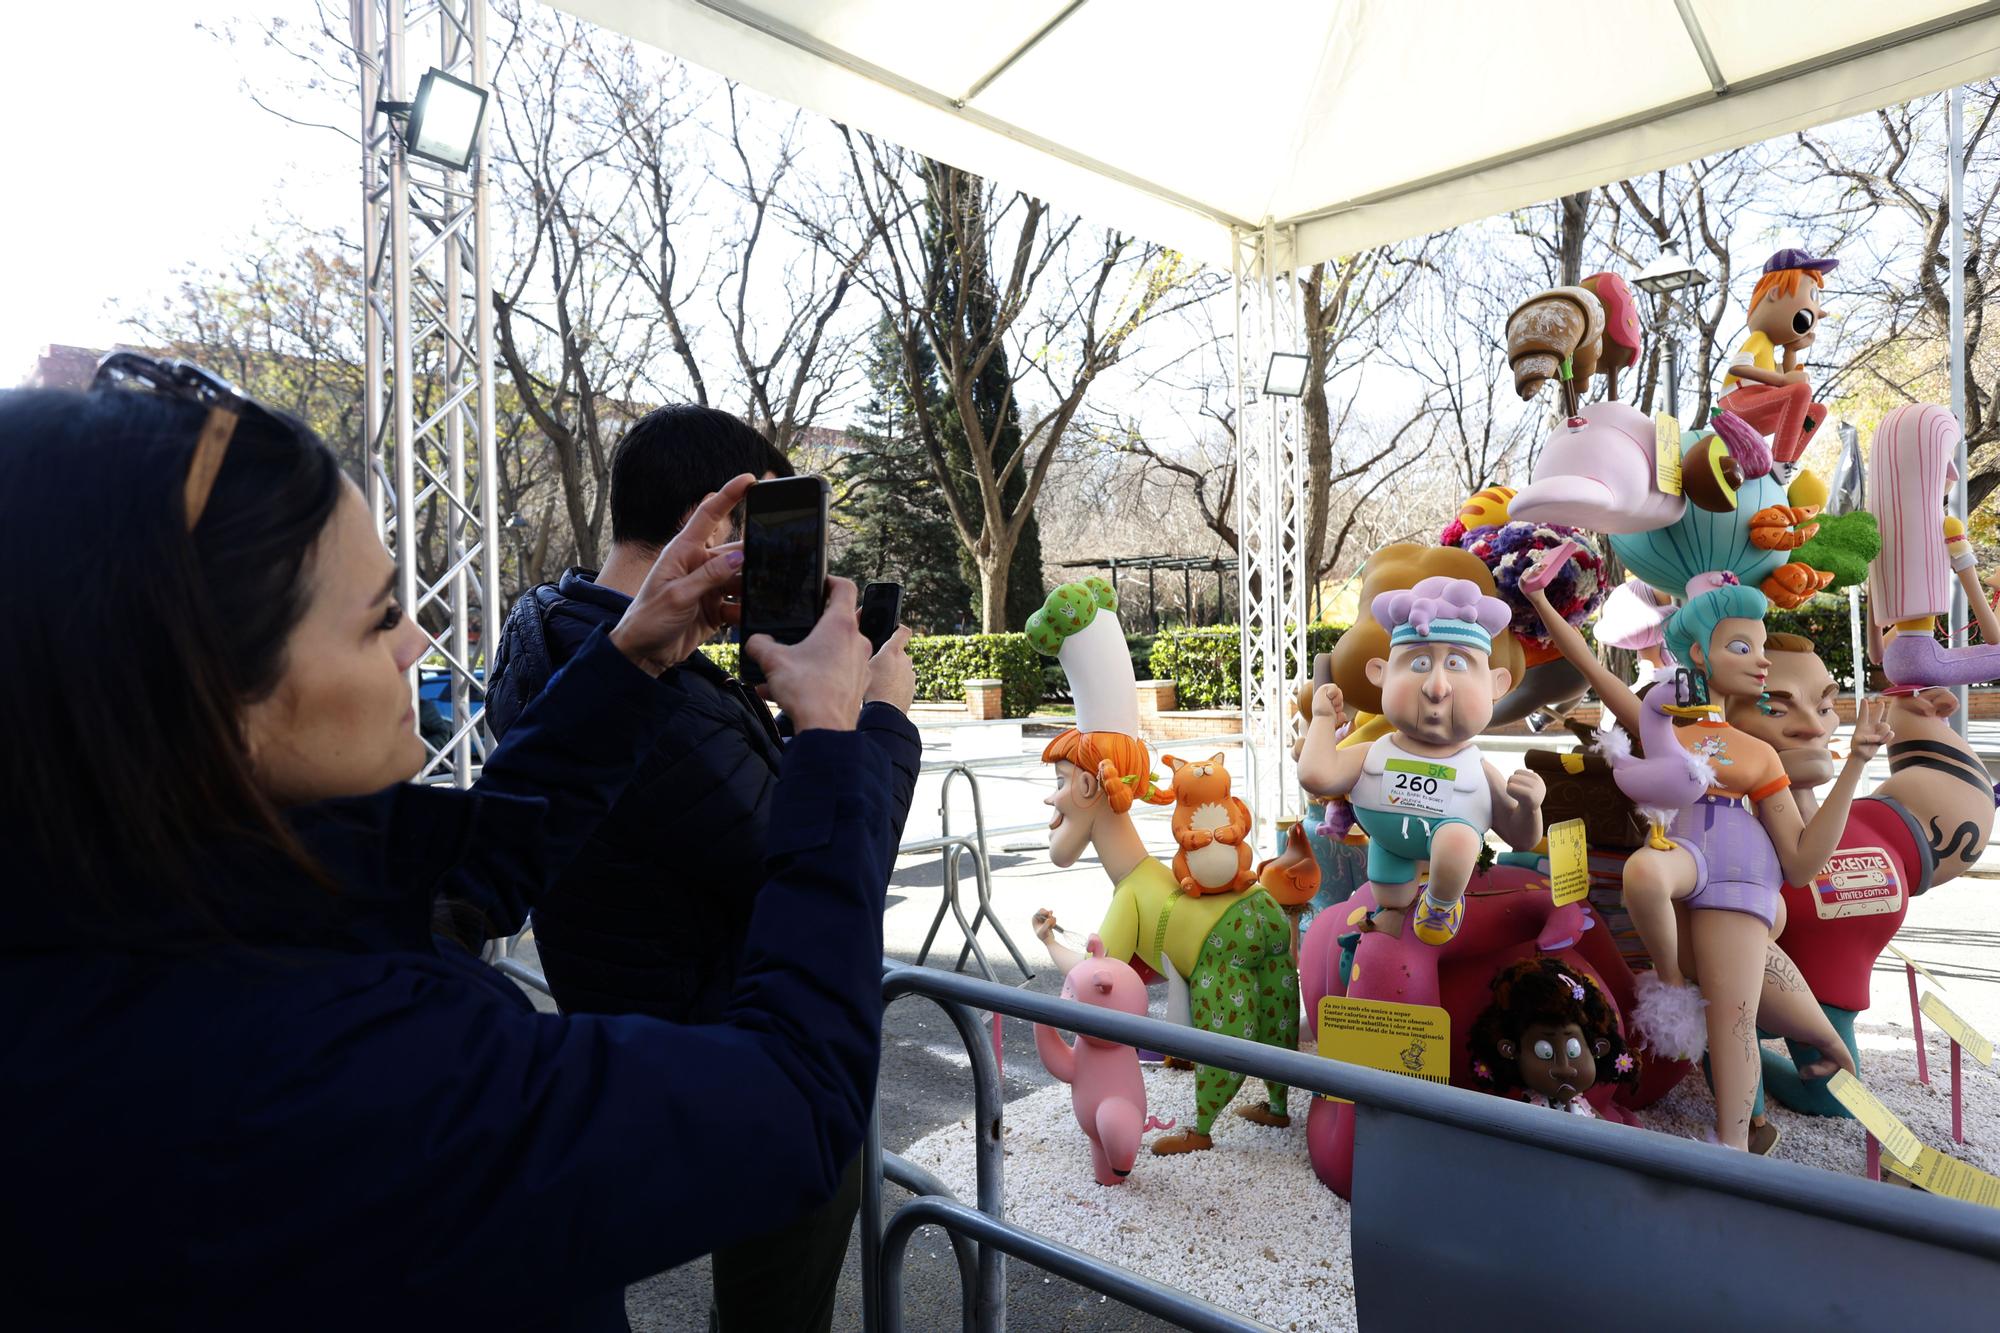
[964,678,1005,721]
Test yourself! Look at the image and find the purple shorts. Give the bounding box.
[1671,794,1782,927]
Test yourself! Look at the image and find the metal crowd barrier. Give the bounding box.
[867,964,2000,1332]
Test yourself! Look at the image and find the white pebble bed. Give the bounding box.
[898,1021,1999,1332]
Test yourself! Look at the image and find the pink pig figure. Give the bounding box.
[1509,399,1687,535]
[1033,935,1174,1185]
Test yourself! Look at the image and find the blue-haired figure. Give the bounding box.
[1521,556,1893,1153]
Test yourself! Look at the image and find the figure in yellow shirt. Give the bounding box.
[1023,579,1299,1157]
[1030,728,1298,1156]
[1717,249,1833,472]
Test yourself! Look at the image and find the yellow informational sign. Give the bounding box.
[1920,991,1996,1068]
[1317,996,1451,1104]
[1548,818,1590,906]
[1826,1070,1923,1166]
[1655,413,1684,496]
[1907,1147,2000,1208]
[1886,943,1946,990]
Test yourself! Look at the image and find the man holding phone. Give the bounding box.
[488,404,919,1332]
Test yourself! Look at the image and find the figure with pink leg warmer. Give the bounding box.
[1868,403,2000,687]
[1033,936,1175,1185]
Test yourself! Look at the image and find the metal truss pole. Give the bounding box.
[1949,85,1971,737]
[1233,224,1308,848]
[355,0,498,787]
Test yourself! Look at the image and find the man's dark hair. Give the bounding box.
[609,405,793,548]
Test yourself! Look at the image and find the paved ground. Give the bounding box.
[502,716,2000,1331]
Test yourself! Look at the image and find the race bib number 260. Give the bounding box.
[1384,758,1453,818]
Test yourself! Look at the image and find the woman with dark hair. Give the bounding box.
[0,358,903,1329]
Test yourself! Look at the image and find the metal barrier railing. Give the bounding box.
[868,964,2000,1332]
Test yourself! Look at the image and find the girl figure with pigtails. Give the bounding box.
[1522,553,1890,1150]
[1469,958,1642,1117]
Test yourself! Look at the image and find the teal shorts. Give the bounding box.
[1352,806,1477,885]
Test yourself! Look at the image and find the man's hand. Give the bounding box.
[1312,683,1346,723]
[1848,695,1895,765]
[1504,768,1546,810]
[863,626,916,713]
[608,474,755,676]
[747,578,871,734]
[1031,909,1059,945]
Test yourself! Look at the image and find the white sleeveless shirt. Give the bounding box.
[1349,734,1491,829]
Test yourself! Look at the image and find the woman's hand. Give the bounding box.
[747,577,872,733]
[1847,695,1894,766]
[863,626,916,713]
[607,474,756,677]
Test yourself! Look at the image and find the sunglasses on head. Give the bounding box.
[90,352,286,531]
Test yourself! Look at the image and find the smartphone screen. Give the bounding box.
[739,477,829,682]
[859,582,903,653]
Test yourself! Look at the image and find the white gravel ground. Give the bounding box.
[901,1017,1999,1333]
[889,725,2000,1331]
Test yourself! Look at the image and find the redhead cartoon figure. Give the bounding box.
[1718,249,1834,471]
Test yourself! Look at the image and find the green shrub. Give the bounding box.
[910,632,1042,716]
[1148,624,1345,709]
[699,641,741,675]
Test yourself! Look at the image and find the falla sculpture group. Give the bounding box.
[1026,249,1996,1200]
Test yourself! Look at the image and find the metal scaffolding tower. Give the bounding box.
[354,0,498,786]
[1232,224,1309,843]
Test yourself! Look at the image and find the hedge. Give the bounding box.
[705,632,1039,715]
[1149,624,1345,709]
[706,602,1876,715]
[911,632,1043,716]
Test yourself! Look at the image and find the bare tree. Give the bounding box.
[488,9,669,568]
[1783,85,2000,503]
[830,137,1201,630]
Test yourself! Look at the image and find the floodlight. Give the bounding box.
[386,67,489,171]
[1633,243,1710,297]
[1262,351,1311,398]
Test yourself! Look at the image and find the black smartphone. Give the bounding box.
[737,476,831,685]
[859,582,903,653]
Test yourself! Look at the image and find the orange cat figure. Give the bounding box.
[1163,753,1254,896]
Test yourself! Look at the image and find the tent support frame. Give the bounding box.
[1233,225,1308,845]
[355,0,500,787]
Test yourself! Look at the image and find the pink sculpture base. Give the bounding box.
[1303,865,1672,1198]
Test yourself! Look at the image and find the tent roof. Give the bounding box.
[555,1,2000,269]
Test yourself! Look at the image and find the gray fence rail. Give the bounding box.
[870,964,2000,1332]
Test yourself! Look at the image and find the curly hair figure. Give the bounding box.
[1468,958,1640,1117]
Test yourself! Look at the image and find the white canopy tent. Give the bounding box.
[354,0,2000,808]
[537,0,2000,830]
[555,1,2000,271]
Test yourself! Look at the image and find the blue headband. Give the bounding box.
[1390,619,1493,654]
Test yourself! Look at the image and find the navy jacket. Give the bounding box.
[488,569,921,1023]
[0,629,901,1330]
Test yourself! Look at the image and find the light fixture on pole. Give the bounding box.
[378,67,490,171]
[1262,351,1311,398]
[1633,243,1710,420]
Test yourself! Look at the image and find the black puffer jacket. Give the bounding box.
[488,569,921,1023]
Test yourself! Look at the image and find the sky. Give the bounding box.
[0,2,357,379]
